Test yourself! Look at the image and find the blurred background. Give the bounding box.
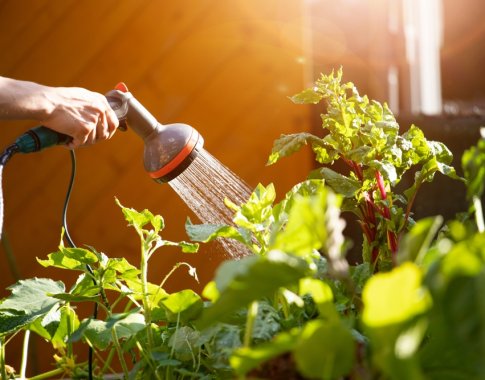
[1,0,484,374]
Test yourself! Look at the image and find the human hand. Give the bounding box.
[40,86,119,149]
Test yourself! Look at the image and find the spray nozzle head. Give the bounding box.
[106,83,204,183]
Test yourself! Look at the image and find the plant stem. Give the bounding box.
[20,330,30,379]
[243,301,259,348]
[473,195,485,233]
[100,347,117,375]
[112,328,130,379]
[0,337,7,380]
[140,241,154,350]
[28,368,64,380]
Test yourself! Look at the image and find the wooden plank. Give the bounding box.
[73,0,215,92]
[0,0,78,75]
[0,1,51,52]
[3,0,145,83]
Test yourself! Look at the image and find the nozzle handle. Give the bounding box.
[15,126,70,153]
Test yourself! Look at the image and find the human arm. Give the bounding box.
[0,76,119,149]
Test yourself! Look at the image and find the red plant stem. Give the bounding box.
[375,170,387,199]
[375,171,391,219]
[353,161,364,181]
[387,230,398,254]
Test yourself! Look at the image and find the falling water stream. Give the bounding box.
[169,149,252,259]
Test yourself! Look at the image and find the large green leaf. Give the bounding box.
[0,278,65,336]
[271,183,339,258]
[362,262,431,327]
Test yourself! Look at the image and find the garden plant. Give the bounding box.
[1,69,485,379]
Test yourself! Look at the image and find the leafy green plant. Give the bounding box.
[1,69,485,380]
[267,69,461,270]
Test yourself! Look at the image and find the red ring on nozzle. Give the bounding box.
[148,129,200,180]
[115,82,129,93]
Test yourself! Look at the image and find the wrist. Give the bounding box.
[0,77,55,121]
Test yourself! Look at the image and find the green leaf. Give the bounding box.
[310,168,360,198]
[362,262,431,327]
[168,326,201,362]
[70,310,145,350]
[185,219,245,244]
[0,278,65,335]
[462,132,485,200]
[116,198,164,233]
[37,246,98,271]
[294,320,355,380]
[271,183,339,258]
[369,160,398,185]
[178,241,199,253]
[267,133,323,165]
[160,289,203,323]
[299,278,337,320]
[289,87,324,105]
[29,305,79,349]
[196,251,312,328]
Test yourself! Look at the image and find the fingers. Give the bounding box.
[42,87,120,149]
[72,99,119,149]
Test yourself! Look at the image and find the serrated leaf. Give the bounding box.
[0,278,64,335]
[289,87,324,104]
[116,198,164,233]
[267,133,322,165]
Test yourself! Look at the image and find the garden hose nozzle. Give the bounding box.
[106,83,204,183]
[8,83,205,183]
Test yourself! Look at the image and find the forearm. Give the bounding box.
[0,76,53,121]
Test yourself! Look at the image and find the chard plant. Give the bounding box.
[267,69,461,270]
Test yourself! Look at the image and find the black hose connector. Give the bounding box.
[15,126,70,153]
